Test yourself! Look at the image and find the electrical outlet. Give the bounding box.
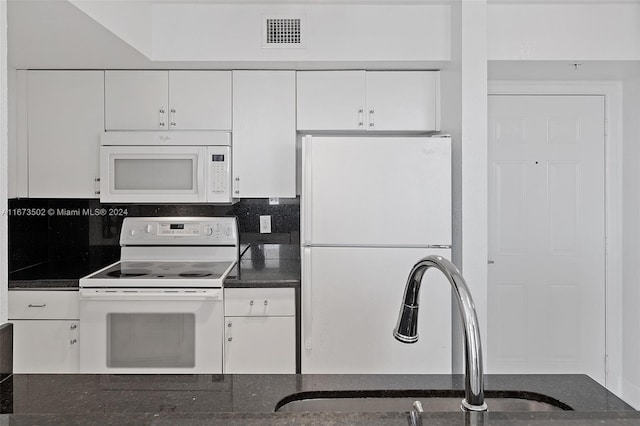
[259,215,272,233]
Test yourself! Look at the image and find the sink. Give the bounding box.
[275,390,573,413]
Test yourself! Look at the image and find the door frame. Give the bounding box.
[488,81,622,395]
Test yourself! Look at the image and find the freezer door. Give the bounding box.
[302,246,452,374]
[302,136,451,246]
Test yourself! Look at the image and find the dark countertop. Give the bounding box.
[0,374,637,425]
[224,244,301,288]
[8,244,300,290]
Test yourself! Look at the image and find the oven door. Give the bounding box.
[79,288,223,374]
[100,145,208,203]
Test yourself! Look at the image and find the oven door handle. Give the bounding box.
[79,289,222,301]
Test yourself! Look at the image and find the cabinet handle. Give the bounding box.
[249,300,254,306]
[170,108,176,128]
[159,107,166,128]
[227,337,232,342]
[94,177,100,196]
[227,321,232,327]
[358,108,364,128]
[70,339,77,345]
[27,304,46,308]
[369,108,375,128]
[264,300,268,306]
[70,324,77,330]
[233,177,240,196]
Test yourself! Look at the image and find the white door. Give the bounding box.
[488,95,606,384]
[302,246,451,374]
[302,136,451,246]
[12,320,79,373]
[366,71,439,132]
[296,71,366,131]
[232,70,296,198]
[105,70,169,130]
[169,71,232,130]
[224,316,296,374]
[27,71,104,198]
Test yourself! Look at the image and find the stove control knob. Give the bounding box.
[129,229,136,236]
[145,225,153,233]
[204,226,213,236]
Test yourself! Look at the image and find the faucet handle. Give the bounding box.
[409,400,423,426]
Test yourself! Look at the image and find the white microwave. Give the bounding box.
[100,131,234,203]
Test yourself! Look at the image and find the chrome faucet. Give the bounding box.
[393,255,488,412]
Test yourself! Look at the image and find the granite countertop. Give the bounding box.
[0,374,637,425]
[8,244,300,290]
[224,244,301,288]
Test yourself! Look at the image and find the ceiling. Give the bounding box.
[9,0,640,78]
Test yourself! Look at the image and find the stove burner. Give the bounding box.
[178,271,213,278]
[107,269,152,278]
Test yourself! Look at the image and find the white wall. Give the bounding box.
[152,4,451,62]
[621,73,640,409]
[488,3,640,60]
[69,0,153,58]
[1,0,8,323]
[460,0,488,371]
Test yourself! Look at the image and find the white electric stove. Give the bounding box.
[78,217,238,374]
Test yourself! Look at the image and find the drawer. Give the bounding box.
[9,291,79,319]
[224,288,295,317]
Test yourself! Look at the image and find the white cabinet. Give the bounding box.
[8,291,80,373]
[105,70,232,130]
[11,321,79,374]
[224,288,295,374]
[232,71,296,198]
[25,71,104,198]
[296,70,440,131]
[296,71,366,131]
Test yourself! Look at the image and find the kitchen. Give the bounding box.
[0,0,640,424]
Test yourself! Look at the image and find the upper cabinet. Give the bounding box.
[105,71,232,131]
[25,70,104,198]
[232,70,296,198]
[296,70,440,132]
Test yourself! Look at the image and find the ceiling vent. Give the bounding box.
[262,16,305,48]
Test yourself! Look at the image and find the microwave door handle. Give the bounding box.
[199,149,208,202]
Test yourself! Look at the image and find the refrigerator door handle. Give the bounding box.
[303,247,313,350]
[302,135,313,245]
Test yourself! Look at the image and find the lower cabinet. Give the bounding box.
[224,288,296,374]
[11,320,79,374]
[8,290,80,373]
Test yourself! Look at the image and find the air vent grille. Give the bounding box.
[263,17,304,48]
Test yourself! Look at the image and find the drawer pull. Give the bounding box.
[70,339,77,345]
[227,337,232,342]
[264,300,268,306]
[249,300,254,306]
[28,304,46,308]
[70,324,77,330]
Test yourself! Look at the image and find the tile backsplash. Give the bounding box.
[8,198,300,274]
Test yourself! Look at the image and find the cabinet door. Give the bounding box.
[365,71,440,131]
[297,71,366,131]
[169,71,232,130]
[27,71,104,198]
[232,71,296,198]
[12,320,79,373]
[105,70,169,130]
[224,316,295,374]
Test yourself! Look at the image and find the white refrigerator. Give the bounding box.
[301,135,452,374]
